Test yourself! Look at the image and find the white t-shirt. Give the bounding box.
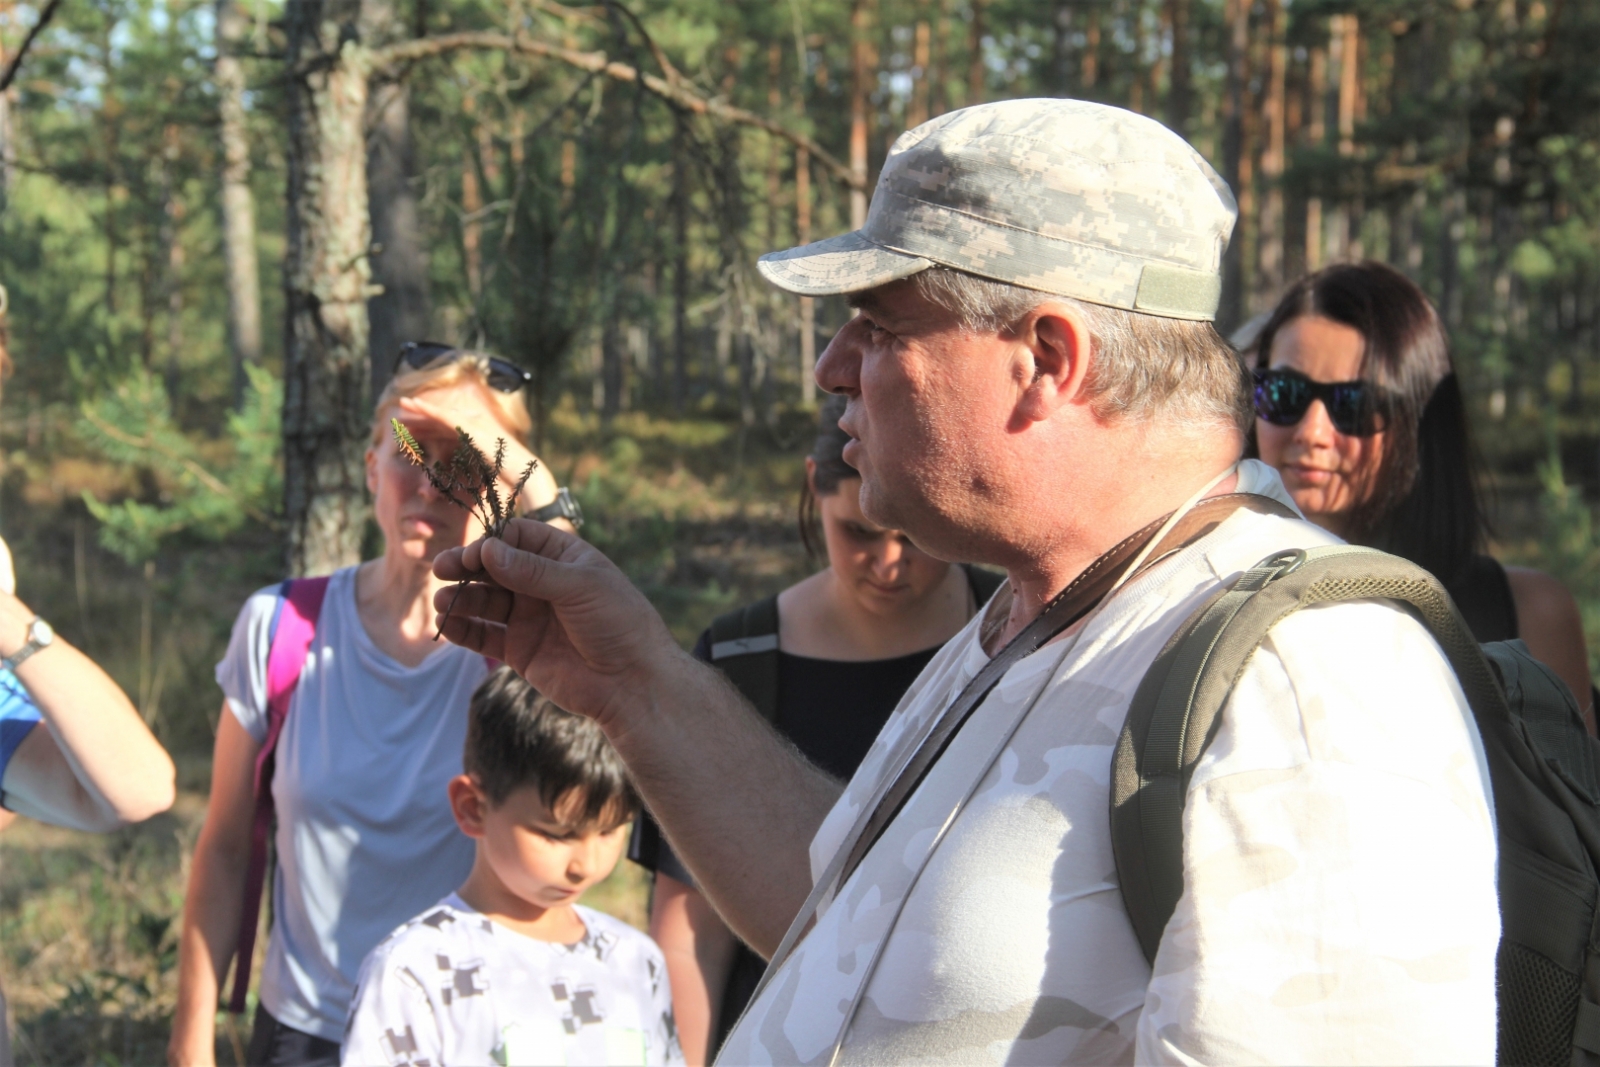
[216,566,490,1041]
[718,462,1500,1065]
[343,895,684,1067]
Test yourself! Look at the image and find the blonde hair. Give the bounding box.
[370,351,533,446]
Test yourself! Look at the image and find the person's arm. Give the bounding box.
[1505,566,1595,734]
[0,590,174,830]
[650,873,740,1066]
[168,709,259,1067]
[433,519,841,958]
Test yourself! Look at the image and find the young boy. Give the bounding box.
[342,668,682,1067]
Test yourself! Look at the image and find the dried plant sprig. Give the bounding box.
[391,418,539,638]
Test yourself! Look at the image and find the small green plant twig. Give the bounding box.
[392,418,539,638]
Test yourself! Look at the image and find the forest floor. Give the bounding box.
[0,401,818,1064]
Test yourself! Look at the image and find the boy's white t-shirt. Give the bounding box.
[343,895,684,1067]
[216,566,489,1040]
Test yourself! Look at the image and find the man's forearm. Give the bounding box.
[609,649,841,957]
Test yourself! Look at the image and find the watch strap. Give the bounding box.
[2,619,48,673]
[526,487,584,530]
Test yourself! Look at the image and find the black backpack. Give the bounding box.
[707,564,1007,720]
[1111,545,1600,1066]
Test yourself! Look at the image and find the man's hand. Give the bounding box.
[433,518,684,729]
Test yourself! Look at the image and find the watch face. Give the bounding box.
[30,619,53,645]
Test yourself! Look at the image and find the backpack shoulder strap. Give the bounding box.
[707,596,781,723]
[229,574,329,1014]
[1110,545,1503,963]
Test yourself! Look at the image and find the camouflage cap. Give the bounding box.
[758,98,1237,321]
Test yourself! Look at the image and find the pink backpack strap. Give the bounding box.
[228,575,328,1015]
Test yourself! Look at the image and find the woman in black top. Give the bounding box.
[629,396,999,1063]
[1250,261,1593,726]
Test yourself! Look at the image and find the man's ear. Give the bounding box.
[449,775,489,839]
[1014,301,1095,425]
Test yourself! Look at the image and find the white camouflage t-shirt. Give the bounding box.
[718,462,1500,1065]
[343,895,683,1067]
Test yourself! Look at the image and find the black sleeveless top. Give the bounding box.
[1444,554,1519,644]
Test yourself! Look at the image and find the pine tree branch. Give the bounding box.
[80,407,276,525]
[0,0,63,93]
[370,30,863,192]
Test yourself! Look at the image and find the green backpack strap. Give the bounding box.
[708,596,781,723]
[1110,544,1506,963]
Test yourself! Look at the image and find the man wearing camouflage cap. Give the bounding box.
[434,100,1498,1063]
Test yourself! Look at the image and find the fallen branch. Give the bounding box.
[371,30,864,192]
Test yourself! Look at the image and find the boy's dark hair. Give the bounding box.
[464,667,638,827]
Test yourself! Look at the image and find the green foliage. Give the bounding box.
[1535,443,1600,677]
[78,363,281,565]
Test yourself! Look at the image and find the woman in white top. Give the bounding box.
[168,349,571,1067]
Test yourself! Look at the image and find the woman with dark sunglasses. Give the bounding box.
[1251,260,1593,729]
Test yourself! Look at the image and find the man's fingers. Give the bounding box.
[435,580,514,624]
[434,543,486,583]
[437,613,506,660]
[477,528,592,603]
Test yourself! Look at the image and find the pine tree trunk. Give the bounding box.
[363,0,428,399]
[1257,0,1287,302]
[1218,0,1249,331]
[366,76,430,398]
[1305,40,1327,271]
[849,0,871,228]
[672,125,689,413]
[215,0,262,408]
[967,0,986,106]
[1166,0,1191,131]
[283,0,374,577]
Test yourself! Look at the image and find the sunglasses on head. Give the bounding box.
[393,341,533,394]
[1253,367,1393,437]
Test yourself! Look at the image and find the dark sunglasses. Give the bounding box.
[1252,367,1393,437]
[394,341,532,394]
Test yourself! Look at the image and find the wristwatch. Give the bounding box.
[524,487,584,531]
[2,616,53,672]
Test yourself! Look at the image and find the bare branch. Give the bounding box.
[0,0,64,93]
[371,30,863,192]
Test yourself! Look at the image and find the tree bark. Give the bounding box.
[216,0,263,408]
[1165,0,1190,131]
[966,0,985,106]
[1305,40,1326,271]
[849,0,871,228]
[1257,0,1287,302]
[1218,0,1249,331]
[283,0,374,577]
[366,74,431,399]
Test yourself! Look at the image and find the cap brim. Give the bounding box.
[757,231,933,296]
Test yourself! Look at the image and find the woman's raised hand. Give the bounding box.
[433,519,687,729]
[394,393,560,515]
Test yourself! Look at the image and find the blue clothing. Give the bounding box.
[0,668,41,805]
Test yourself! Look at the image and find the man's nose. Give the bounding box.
[814,318,864,396]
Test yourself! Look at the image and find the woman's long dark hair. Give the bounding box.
[1254,261,1488,582]
[798,394,858,560]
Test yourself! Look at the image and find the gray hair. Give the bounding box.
[910,268,1251,435]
